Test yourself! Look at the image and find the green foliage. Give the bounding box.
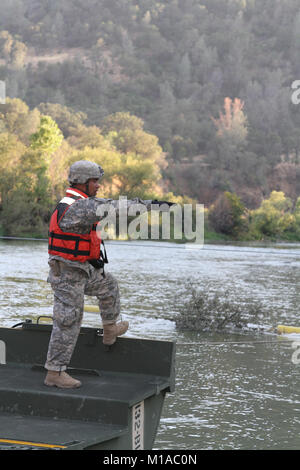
[208,191,245,236]
[0,98,168,236]
[0,30,27,68]
[0,132,26,172]
[249,191,295,239]
[0,98,41,144]
[206,189,300,241]
[0,94,300,241]
[30,115,64,158]
[0,0,298,174]
[102,112,166,167]
[173,282,265,332]
[0,0,300,245]
[0,152,53,238]
[37,103,87,137]
[1,180,52,237]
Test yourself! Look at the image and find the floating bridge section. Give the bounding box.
[0,322,175,450]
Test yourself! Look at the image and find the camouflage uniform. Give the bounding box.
[45,196,152,372]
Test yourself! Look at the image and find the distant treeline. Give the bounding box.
[0,0,300,206]
[0,98,299,241]
[207,190,300,242]
[0,98,188,237]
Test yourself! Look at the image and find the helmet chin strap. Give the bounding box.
[70,181,90,197]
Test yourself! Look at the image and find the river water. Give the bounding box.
[0,239,300,450]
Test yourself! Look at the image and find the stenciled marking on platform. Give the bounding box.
[132,400,144,450]
[0,340,6,364]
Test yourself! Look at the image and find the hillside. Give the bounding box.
[0,0,300,206]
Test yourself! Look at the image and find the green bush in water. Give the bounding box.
[174,283,264,332]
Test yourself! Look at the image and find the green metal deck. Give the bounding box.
[0,322,175,450]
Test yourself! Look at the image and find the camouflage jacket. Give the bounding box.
[49,196,152,273]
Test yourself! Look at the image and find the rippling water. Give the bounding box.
[1,239,300,449]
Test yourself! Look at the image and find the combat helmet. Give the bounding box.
[68,160,104,184]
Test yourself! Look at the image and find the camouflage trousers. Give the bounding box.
[45,259,120,372]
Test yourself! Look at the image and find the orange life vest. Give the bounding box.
[48,188,102,263]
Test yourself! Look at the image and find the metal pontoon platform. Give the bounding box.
[0,322,175,450]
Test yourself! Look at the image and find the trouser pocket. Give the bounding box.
[53,284,84,327]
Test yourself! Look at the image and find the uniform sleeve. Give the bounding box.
[58,197,153,234]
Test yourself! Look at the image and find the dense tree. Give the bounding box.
[0,99,167,235]
[0,0,300,231]
[0,97,40,143]
[249,191,295,238]
[208,191,245,236]
[30,115,64,158]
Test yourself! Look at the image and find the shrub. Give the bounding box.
[249,191,295,238]
[173,282,265,332]
[208,191,245,236]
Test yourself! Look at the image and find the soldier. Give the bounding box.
[44,160,165,389]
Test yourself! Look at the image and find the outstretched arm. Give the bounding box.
[58,196,173,234]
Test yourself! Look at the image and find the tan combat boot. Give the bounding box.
[44,370,82,389]
[103,321,129,346]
